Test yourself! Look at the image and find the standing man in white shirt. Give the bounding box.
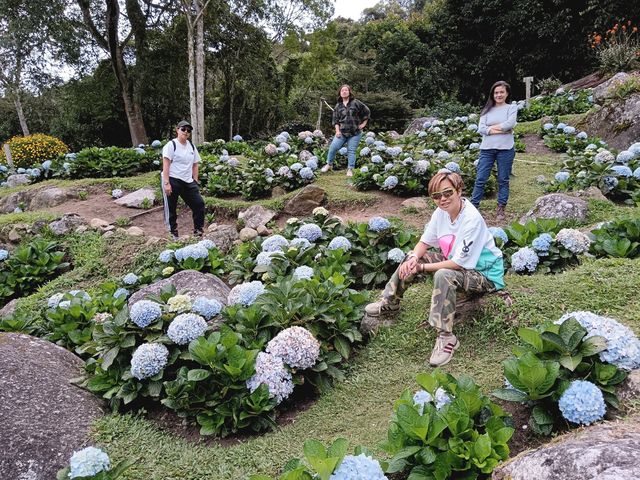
[161,120,205,239]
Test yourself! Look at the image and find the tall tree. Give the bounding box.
[0,0,71,136]
[75,0,163,145]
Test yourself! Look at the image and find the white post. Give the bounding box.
[3,144,14,172]
[523,76,534,106]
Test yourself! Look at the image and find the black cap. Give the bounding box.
[177,120,192,128]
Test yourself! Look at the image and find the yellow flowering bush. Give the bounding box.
[2,134,69,168]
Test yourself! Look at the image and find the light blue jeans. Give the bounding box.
[471,148,515,207]
[325,131,363,169]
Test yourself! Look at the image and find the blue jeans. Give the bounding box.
[471,148,515,207]
[325,131,363,169]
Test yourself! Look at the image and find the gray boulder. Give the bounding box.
[114,187,156,208]
[592,72,635,102]
[520,193,588,223]
[579,89,640,150]
[0,333,105,480]
[30,187,69,209]
[402,197,429,210]
[283,185,327,216]
[48,214,87,236]
[205,224,239,253]
[128,270,231,327]
[6,173,30,187]
[238,205,277,230]
[492,417,640,480]
[0,189,31,213]
[239,227,259,242]
[573,186,609,202]
[404,117,438,135]
[0,298,18,319]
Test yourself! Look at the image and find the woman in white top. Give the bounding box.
[470,81,518,221]
[161,120,205,239]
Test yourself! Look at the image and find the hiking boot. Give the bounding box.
[346,169,354,177]
[320,164,333,173]
[194,230,204,238]
[365,298,400,316]
[429,334,460,367]
[170,231,179,241]
[496,205,506,222]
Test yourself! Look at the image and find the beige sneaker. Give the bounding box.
[429,334,460,367]
[365,298,400,316]
[346,169,354,177]
[321,164,332,173]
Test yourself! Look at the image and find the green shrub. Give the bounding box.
[518,90,592,122]
[0,239,69,303]
[592,21,640,74]
[590,218,640,258]
[69,146,159,178]
[536,77,562,95]
[1,133,69,168]
[610,76,640,99]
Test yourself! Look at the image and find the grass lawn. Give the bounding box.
[74,148,640,479]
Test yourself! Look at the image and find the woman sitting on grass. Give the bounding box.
[365,171,505,366]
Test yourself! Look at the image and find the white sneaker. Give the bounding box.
[429,334,460,367]
[320,164,332,173]
[346,169,353,177]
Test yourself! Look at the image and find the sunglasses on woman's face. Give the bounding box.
[180,127,192,133]
[430,188,456,200]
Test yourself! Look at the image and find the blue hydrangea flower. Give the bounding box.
[467,124,479,132]
[557,311,640,370]
[531,233,553,255]
[129,300,162,328]
[0,249,8,261]
[113,287,129,299]
[262,235,289,252]
[329,453,388,480]
[293,265,314,281]
[17,167,26,174]
[69,290,91,301]
[304,136,314,144]
[629,142,640,156]
[555,228,590,254]
[414,160,430,174]
[28,168,41,178]
[130,343,169,380]
[290,237,312,250]
[167,313,208,345]
[191,297,222,319]
[382,176,398,189]
[556,122,567,130]
[122,273,139,285]
[265,326,320,370]
[563,126,576,135]
[296,224,323,242]
[151,140,162,148]
[577,131,588,140]
[360,166,369,173]
[158,249,174,263]
[299,167,314,180]
[633,167,640,179]
[558,380,606,425]
[135,147,146,155]
[197,239,216,250]
[47,293,64,309]
[365,136,375,145]
[445,161,461,173]
[387,248,405,263]
[603,176,618,190]
[616,151,634,164]
[305,158,318,170]
[468,142,480,150]
[488,227,508,243]
[174,244,209,261]
[611,165,632,177]
[555,171,570,182]
[246,352,293,404]
[371,155,383,164]
[543,122,555,131]
[386,146,402,157]
[339,147,348,155]
[275,133,289,144]
[228,158,240,167]
[360,147,371,156]
[368,216,391,232]
[41,160,52,170]
[228,281,265,306]
[594,151,615,164]
[256,251,274,266]
[423,121,432,129]
[384,163,394,172]
[232,134,243,141]
[290,162,303,172]
[328,236,352,251]
[68,446,110,479]
[585,143,598,151]
[511,247,539,273]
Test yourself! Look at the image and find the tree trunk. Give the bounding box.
[228,66,234,140]
[13,92,30,136]
[186,18,198,143]
[195,1,205,143]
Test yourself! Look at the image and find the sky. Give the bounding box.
[333,0,379,20]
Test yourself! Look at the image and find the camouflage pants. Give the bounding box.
[382,252,496,334]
